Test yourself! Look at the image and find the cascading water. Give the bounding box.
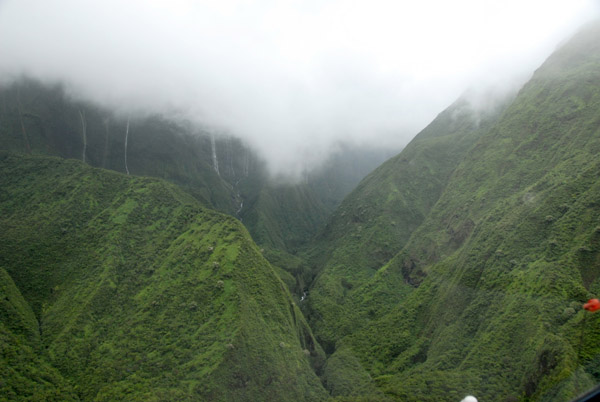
[78,109,87,163]
[236,199,244,216]
[211,132,219,175]
[124,117,130,175]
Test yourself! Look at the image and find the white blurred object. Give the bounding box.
[461,396,478,402]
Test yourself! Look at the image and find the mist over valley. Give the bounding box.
[2,2,600,401]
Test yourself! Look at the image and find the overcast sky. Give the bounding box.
[0,0,598,175]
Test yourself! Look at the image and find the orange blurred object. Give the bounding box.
[583,299,600,312]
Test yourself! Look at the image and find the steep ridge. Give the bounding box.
[305,90,513,353]
[0,152,327,400]
[310,21,600,400]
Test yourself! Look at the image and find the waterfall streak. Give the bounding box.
[211,132,219,175]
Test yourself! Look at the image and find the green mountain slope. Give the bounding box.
[4,18,600,402]
[305,90,513,353]
[308,21,600,400]
[0,152,327,401]
[1,266,78,401]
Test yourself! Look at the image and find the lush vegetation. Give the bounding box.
[303,21,600,400]
[0,152,327,400]
[2,20,600,402]
[304,89,514,354]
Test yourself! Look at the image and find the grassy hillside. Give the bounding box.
[0,152,327,401]
[307,21,600,400]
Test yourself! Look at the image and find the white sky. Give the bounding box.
[0,0,598,175]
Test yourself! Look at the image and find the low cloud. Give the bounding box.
[0,0,598,175]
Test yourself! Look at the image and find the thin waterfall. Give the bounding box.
[211,132,219,175]
[236,199,244,216]
[79,109,87,163]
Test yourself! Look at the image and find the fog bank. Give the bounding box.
[0,0,598,175]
